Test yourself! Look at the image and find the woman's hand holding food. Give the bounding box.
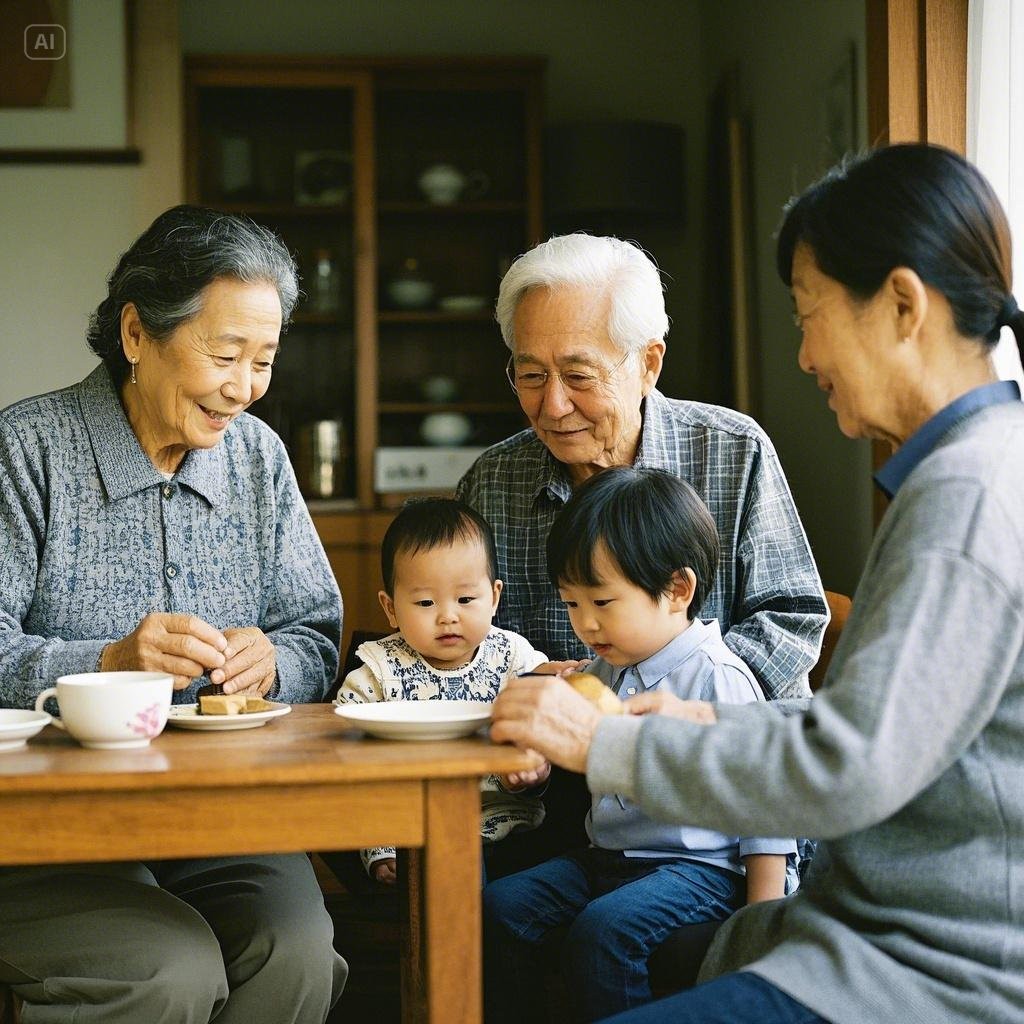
[100,612,231,690]
[491,675,604,773]
[211,626,276,695]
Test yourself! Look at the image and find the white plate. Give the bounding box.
[333,700,491,741]
[0,709,52,751]
[166,702,291,731]
[438,294,488,313]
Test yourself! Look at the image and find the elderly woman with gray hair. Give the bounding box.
[0,206,346,1023]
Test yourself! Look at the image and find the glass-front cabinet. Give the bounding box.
[185,56,544,653]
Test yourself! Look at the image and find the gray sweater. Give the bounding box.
[589,400,1024,1024]
[0,365,342,707]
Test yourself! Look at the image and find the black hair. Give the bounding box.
[87,204,299,385]
[381,497,499,596]
[777,143,1023,362]
[547,467,719,620]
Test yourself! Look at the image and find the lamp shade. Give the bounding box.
[544,120,685,220]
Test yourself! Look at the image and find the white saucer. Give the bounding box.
[0,709,52,751]
[166,702,291,731]
[333,700,491,741]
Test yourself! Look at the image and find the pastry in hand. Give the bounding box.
[564,672,623,715]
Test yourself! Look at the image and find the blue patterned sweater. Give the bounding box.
[0,364,341,708]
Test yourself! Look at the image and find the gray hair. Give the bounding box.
[494,233,669,353]
[87,205,299,384]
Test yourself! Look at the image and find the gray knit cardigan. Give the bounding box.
[589,399,1024,1024]
[0,365,341,708]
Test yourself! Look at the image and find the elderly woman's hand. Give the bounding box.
[490,675,604,773]
[624,691,718,724]
[101,613,230,691]
[211,626,276,695]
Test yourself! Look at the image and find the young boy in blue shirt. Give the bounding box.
[482,467,797,1023]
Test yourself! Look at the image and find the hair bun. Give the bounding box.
[999,294,1020,327]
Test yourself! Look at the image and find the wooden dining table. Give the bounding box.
[0,703,536,1023]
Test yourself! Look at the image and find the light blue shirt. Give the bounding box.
[458,388,828,698]
[0,364,342,708]
[586,619,796,873]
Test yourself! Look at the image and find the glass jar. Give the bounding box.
[309,248,342,314]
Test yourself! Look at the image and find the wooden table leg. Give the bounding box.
[420,777,482,1024]
[400,847,425,1024]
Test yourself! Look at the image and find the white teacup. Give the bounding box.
[34,672,173,749]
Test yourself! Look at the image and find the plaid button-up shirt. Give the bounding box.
[457,388,827,699]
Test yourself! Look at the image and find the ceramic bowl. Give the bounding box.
[420,412,473,446]
[387,278,435,310]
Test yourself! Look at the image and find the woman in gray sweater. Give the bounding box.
[0,207,346,1023]
[491,143,1024,1024]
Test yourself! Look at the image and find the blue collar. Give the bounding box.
[874,380,1022,499]
[611,617,721,691]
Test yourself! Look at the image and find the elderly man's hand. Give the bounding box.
[102,612,230,690]
[490,675,604,774]
[624,691,717,724]
[211,626,276,695]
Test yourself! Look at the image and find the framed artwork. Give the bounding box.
[0,0,137,163]
[0,0,71,108]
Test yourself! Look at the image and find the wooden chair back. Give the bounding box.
[809,590,852,692]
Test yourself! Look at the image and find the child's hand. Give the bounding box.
[500,757,551,792]
[624,692,717,724]
[531,660,589,677]
[372,858,397,885]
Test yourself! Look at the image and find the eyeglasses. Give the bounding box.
[505,350,633,395]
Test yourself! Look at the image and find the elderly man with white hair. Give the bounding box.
[458,232,827,702]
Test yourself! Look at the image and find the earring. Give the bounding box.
[129,359,137,384]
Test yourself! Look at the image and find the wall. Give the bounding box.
[700,0,873,595]
[0,0,183,411]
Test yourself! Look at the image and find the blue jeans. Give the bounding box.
[482,847,743,1023]
[600,971,830,1023]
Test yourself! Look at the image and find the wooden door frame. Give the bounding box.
[865,0,968,524]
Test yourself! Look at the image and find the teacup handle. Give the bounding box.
[34,687,66,730]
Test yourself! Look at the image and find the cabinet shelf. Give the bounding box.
[378,200,525,215]
[212,201,352,218]
[378,401,520,415]
[378,309,492,323]
[292,311,352,326]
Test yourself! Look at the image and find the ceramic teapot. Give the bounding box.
[417,163,489,205]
